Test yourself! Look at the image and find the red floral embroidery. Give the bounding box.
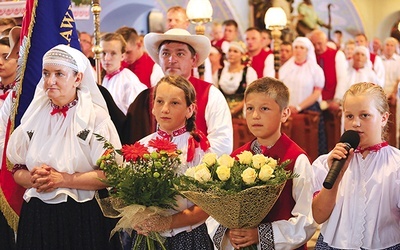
[121,142,149,161]
[148,138,177,153]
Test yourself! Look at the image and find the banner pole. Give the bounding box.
[91,0,102,85]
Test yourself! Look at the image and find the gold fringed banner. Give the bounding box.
[0,188,19,232]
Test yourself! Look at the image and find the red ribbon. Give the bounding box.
[187,130,210,162]
[50,106,69,117]
[355,141,388,154]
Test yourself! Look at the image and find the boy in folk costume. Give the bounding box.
[100,32,147,115]
[210,77,317,250]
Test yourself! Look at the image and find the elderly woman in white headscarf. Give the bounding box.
[334,46,379,101]
[279,37,327,154]
[216,41,257,117]
[7,45,122,249]
[279,37,325,113]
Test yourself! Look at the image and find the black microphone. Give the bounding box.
[323,130,360,189]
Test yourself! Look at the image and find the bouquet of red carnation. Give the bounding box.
[95,134,182,250]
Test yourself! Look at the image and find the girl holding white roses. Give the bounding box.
[129,75,214,249]
[210,77,317,250]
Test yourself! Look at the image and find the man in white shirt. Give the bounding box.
[381,37,400,102]
[381,37,400,147]
[245,27,275,78]
[309,29,347,111]
[355,33,385,86]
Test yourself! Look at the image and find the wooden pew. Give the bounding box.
[323,109,342,151]
[288,111,320,162]
[232,111,320,162]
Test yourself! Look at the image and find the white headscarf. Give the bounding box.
[292,37,317,63]
[229,41,247,54]
[7,45,119,204]
[351,45,372,69]
[21,45,107,134]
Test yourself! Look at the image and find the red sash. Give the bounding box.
[251,49,272,78]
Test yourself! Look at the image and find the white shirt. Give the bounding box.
[221,40,230,55]
[381,53,400,95]
[150,64,165,88]
[139,131,208,237]
[333,50,348,100]
[102,68,147,114]
[192,57,213,84]
[209,154,317,250]
[279,57,325,106]
[204,85,233,156]
[0,89,10,108]
[336,66,379,100]
[312,146,400,249]
[372,54,385,86]
[0,92,12,169]
[217,66,258,95]
[263,53,275,78]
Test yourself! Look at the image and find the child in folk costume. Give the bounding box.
[131,75,214,249]
[100,32,147,115]
[312,82,400,249]
[210,77,317,250]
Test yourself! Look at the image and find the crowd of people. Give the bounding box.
[0,2,399,249]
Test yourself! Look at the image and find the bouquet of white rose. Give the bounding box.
[174,151,295,230]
